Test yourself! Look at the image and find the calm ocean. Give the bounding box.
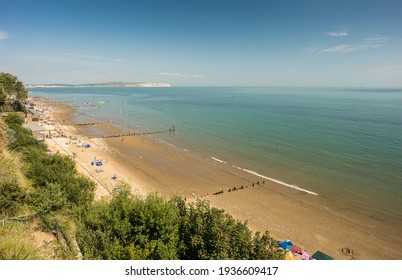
[30,87,402,224]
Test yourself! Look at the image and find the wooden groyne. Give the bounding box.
[74,122,101,126]
[209,180,266,197]
[87,124,176,139]
[88,130,164,139]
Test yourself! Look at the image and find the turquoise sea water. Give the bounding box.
[30,87,402,223]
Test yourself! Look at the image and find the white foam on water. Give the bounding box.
[211,156,318,195]
[242,168,318,196]
[211,157,228,164]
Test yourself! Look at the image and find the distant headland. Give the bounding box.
[26,82,171,88]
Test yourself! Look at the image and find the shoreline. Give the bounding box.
[32,96,402,260]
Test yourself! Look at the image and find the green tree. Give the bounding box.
[15,81,28,101]
[251,231,284,260]
[0,72,28,101]
[77,189,180,260]
[172,198,252,259]
[171,197,284,260]
[77,193,284,260]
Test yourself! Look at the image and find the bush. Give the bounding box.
[171,197,284,260]
[0,179,27,217]
[4,113,45,151]
[23,148,94,214]
[172,198,253,259]
[77,192,284,260]
[4,112,24,126]
[5,124,46,152]
[78,188,180,260]
[250,230,284,259]
[4,117,94,219]
[28,182,67,215]
[25,150,76,187]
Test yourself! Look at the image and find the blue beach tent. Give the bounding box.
[280,240,293,250]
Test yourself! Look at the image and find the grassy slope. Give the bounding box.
[0,117,62,259]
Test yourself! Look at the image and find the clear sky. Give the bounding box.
[1,0,402,87]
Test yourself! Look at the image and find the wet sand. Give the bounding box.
[38,98,402,260]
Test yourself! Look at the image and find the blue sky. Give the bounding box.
[1,0,402,86]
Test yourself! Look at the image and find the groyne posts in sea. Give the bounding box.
[74,122,176,139]
[209,180,265,197]
[87,128,176,140]
[74,122,102,126]
[87,131,162,139]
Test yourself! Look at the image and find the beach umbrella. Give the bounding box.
[280,240,293,250]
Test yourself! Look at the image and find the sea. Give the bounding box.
[29,86,402,225]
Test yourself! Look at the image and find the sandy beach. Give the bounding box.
[32,97,402,260]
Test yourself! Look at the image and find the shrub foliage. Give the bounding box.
[77,189,284,260]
